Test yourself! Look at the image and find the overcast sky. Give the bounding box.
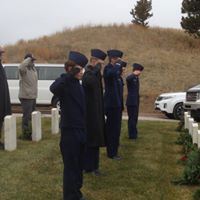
[0,0,182,46]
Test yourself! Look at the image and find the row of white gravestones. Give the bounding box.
[184,112,200,149]
[3,108,60,151]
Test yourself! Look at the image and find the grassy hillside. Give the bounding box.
[3,24,200,113]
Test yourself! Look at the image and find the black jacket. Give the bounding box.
[0,61,11,122]
[82,65,105,147]
[117,76,124,110]
[126,74,140,106]
[50,73,86,129]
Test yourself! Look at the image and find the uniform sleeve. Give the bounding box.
[92,65,101,75]
[82,71,96,89]
[18,58,32,75]
[49,74,68,98]
[103,64,121,78]
[126,75,133,84]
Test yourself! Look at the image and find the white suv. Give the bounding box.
[184,84,200,121]
[154,92,186,119]
[4,63,65,107]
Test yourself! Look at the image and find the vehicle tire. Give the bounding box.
[173,102,183,120]
[52,97,60,112]
[165,113,174,119]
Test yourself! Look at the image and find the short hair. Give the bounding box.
[90,57,98,62]
[64,60,76,72]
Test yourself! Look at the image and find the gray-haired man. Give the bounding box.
[18,53,38,139]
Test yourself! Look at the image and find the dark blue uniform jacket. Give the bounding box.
[126,74,140,106]
[103,63,121,109]
[117,76,124,110]
[50,73,86,129]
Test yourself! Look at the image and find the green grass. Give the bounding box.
[0,118,197,199]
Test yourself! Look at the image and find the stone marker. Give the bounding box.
[186,114,191,130]
[51,108,59,135]
[192,123,198,144]
[32,111,42,141]
[4,115,17,151]
[198,130,200,149]
[184,112,188,129]
[188,118,194,135]
[187,114,191,127]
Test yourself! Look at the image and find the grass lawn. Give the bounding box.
[0,118,197,200]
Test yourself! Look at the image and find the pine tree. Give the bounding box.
[130,0,153,27]
[181,0,200,38]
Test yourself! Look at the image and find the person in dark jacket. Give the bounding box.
[50,51,88,200]
[103,49,123,160]
[126,63,144,140]
[0,47,11,148]
[82,49,107,176]
[117,61,127,138]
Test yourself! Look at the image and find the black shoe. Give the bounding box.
[109,155,122,160]
[0,142,4,150]
[80,197,87,200]
[93,169,104,176]
[129,137,137,141]
[83,169,93,174]
[19,134,32,140]
[113,155,122,160]
[130,139,137,142]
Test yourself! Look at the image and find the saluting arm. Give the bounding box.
[18,58,32,75]
[50,74,67,98]
[82,71,96,89]
[104,64,121,78]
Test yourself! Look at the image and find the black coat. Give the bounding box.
[50,73,86,129]
[117,76,124,110]
[126,74,140,106]
[0,61,11,123]
[103,63,121,110]
[82,65,105,147]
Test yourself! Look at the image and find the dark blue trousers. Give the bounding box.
[60,128,86,200]
[127,106,139,139]
[83,146,99,172]
[105,108,121,158]
[119,109,123,137]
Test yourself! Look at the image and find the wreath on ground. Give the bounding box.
[175,131,195,156]
[172,148,200,185]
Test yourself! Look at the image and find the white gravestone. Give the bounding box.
[198,130,200,149]
[186,114,191,130]
[188,118,194,135]
[4,115,17,151]
[32,111,42,141]
[184,112,189,129]
[192,123,198,144]
[51,108,59,134]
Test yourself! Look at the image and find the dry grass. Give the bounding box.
[3,24,200,112]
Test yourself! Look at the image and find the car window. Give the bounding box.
[4,66,19,79]
[36,66,65,80]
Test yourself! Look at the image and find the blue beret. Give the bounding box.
[107,49,123,58]
[68,51,88,68]
[91,49,107,61]
[133,63,144,71]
